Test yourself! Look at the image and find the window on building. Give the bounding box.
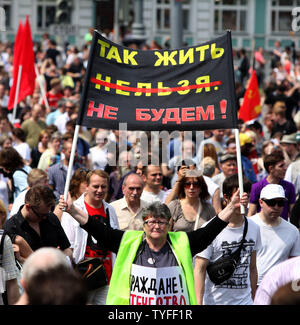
[214,0,248,33]
[37,0,72,29]
[37,0,57,29]
[156,0,191,31]
[271,0,300,33]
[0,0,11,29]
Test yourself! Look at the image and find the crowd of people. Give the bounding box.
[0,31,299,306]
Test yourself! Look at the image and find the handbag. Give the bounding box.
[206,216,248,285]
[76,258,108,291]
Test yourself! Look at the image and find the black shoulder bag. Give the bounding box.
[206,216,248,285]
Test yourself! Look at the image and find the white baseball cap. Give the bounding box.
[260,184,286,200]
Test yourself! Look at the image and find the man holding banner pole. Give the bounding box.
[59,188,248,305]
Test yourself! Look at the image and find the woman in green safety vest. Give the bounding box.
[59,188,248,305]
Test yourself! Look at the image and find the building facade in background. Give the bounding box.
[0,0,299,51]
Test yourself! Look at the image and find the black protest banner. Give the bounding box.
[77,30,238,131]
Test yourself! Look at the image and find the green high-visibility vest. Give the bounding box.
[106,230,197,305]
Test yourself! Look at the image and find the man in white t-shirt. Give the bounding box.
[194,174,261,305]
[141,165,167,204]
[249,184,300,285]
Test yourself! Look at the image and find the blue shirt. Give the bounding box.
[13,165,32,200]
[46,109,63,126]
[48,161,82,200]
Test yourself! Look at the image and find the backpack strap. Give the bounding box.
[15,168,29,175]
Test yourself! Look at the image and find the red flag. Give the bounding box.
[8,16,36,110]
[238,70,261,123]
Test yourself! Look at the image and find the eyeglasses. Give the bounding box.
[31,206,50,219]
[144,220,169,227]
[184,181,200,189]
[262,199,285,207]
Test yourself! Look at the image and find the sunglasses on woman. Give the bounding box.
[262,199,285,207]
[184,181,200,189]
